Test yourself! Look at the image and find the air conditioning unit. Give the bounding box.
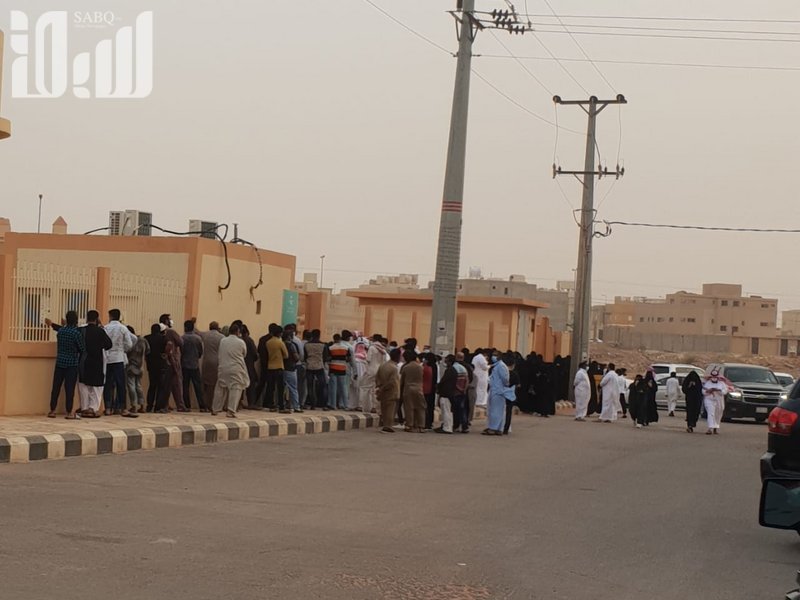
[108,210,152,236]
[189,220,218,240]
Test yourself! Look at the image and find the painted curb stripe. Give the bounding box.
[0,413,378,464]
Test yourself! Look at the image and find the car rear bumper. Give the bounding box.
[761,452,800,482]
[725,398,775,419]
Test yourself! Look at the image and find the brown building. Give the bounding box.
[346,291,568,358]
[0,221,295,415]
[593,284,778,339]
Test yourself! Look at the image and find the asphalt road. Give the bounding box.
[0,412,796,600]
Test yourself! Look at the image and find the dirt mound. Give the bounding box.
[589,342,800,377]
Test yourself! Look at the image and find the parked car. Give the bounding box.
[652,364,705,411]
[776,373,796,397]
[708,363,787,423]
[761,388,800,480]
[650,363,706,378]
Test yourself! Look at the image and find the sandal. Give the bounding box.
[706,430,713,435]
[65,413,80,420]
[226,411,237,418]
[47,411,56,418]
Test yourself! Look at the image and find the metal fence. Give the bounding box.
[10,262,97,341]
[109,271,186,336]
[9,261,186,342]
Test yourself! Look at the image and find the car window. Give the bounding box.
[776,375,794,386]
[724,367,779,385]
[651,366,669,375]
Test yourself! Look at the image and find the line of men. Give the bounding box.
[46,313,518,437]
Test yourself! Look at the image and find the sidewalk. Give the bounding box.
[0,409,378,464]
[0,402,572,465]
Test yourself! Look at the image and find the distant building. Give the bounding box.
[426,274,570,332]
[593,284,777,339]
[591,283,796,356]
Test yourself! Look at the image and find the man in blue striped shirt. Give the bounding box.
[47,310,85,419]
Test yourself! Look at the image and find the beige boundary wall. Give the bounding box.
[0,233,295,416]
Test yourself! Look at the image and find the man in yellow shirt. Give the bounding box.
[264,323,290,413]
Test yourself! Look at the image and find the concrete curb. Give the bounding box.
[0,413,378,464]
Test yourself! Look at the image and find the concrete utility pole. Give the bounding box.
[553,95,626,399]
[429,0,477,356]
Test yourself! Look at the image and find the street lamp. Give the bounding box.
[37,194,43,234]
[320,255,326,289]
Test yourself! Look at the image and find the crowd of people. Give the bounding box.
[44,310,548,436]
[572,361,729,435]
[45,309,733,436]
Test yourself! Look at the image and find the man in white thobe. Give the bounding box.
[666,372,680,417]
[702,371,727,434]
[574,362,591,421]
[472,349,490,408]
[599,363,619,422]
[360,335,386,415]
[212,324,250,417]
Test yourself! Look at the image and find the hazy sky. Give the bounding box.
[2,1,799,309]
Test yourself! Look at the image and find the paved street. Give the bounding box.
[0,413,795,599]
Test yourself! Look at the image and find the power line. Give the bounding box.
[541,0,616,93]
[505,13,800,25]
[528,21,800,37]
[360,0,454,55]
[470,70,582,133]
[529,29,590,95]
[604,221,800,233]
[479,54,800,72]
[487,29,553,96]
[531,28,800,43]
[359,0,582,134]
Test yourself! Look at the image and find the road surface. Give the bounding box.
[0,413,795,599]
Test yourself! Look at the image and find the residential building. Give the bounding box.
[591,283,796,356]
[593,284,778,339]
[429,275,570,331]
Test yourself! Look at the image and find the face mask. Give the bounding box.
[169,319,174,328]
[492,356,499,364]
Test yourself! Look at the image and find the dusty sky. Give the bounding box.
[1,1,799,309]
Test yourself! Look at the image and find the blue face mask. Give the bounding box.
[491,356,499,364]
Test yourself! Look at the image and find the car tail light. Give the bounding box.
[768,407,798,436]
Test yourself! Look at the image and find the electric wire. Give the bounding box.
[527,22,800,37]
[488,29,553,96]
[84,223,233,292]
[360,0,454,55]
[360,0,583,134]
[603,221,800,233]
[541,0,617,93]
[478,54,800,72]
[530,28,800,43]
[504,13,800,25]
[529,29,590,95]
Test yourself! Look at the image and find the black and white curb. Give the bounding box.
[0,413,378,464]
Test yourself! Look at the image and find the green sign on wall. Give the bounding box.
[281,289,299,326]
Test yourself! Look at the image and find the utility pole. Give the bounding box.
[429,0,476,356]
[429,2,529,356]
[37,193,43,234]
[553,94,626,399]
